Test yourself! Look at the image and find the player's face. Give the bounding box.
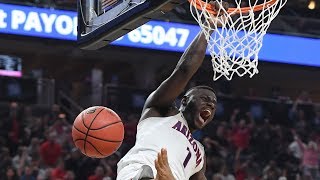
[181,89,217,130]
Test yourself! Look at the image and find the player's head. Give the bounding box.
[179,86,217,131]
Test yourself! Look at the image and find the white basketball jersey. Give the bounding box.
[117,113,205,180]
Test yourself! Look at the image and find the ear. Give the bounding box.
[181,96,188,106]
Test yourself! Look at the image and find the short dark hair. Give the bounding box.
[185,85,216,96]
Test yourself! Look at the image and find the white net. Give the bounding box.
[189,0,287,80]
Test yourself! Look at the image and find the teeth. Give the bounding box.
[204,109,211,114]
[202,109,211,117]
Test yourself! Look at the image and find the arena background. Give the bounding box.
[0,0,319,179]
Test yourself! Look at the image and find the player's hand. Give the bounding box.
[155,148,175,180]
[206,1,229,28]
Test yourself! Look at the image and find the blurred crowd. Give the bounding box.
[0,88,319,180]
[0,102,119,180]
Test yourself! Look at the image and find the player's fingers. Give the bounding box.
[221,1,229,11]
[155,159,164,174]
[157,152,164,168]
[161,148,169,166]
[155,159,160,171]
[159,150,167,167]
[209,1,229,16]
[155,159,165,176]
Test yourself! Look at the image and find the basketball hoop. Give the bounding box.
[188,0,287,80]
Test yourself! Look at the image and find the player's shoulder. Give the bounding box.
[139,106,179,123]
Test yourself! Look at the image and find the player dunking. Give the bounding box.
[117,2,228,180]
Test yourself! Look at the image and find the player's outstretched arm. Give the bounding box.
[143,30,209,112]
[142,1,228,116]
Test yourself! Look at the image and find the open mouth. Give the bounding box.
[199,108,212,123]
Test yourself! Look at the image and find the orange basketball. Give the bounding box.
[72,106,124,158]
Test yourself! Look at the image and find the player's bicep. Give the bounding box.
[143,68,191,110]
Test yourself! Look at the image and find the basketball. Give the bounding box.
[72,106,124,158]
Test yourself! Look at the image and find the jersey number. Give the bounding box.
[183,147,191,168]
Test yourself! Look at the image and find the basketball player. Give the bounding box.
[117,2,228,179]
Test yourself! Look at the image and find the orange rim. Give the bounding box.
[188,0,278,14]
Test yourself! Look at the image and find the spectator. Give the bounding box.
[88,166,104,180]
[294,133,320,180]
[77,158,101,180]
[297,91,312,104]
[39,132,62,167]
[2,166,19,180]
[262,160,281,180]
[20,166,36,180]
[64,148,82,179]
[212,162,235,180]
[230,117,253,151]
[47,104,62,126]
[49,113,72,152]
[100,153,121,179]
[29,159,41,179]
[23,106,35,129]
[251,118,280,164]
[295,110,308,131]
[233,149,249,180]
[203,123,230,158]
[12,146,32,175]
[29,118,46,140]
[275,146,301,180]
[27,138,40,160]
[36,167,52,180]
[64,171,75,180]
[50,160,67,180]
[6,102,23,155]
[0,147,13,174]
[288,137,303,160]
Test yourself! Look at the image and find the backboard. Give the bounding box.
[77,0,185,50]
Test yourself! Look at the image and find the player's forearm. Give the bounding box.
[174,30,209,76]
